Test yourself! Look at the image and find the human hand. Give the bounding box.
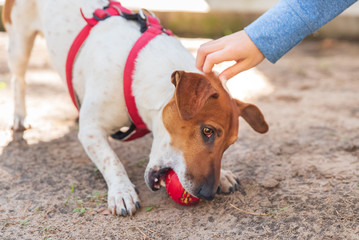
[196,30,265,81]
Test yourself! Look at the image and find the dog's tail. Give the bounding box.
[2,0,15,30]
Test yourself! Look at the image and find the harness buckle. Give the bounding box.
[111,4,123,16]
[93,9,110,21]
[139,8,158,25]
[139,8,155,19]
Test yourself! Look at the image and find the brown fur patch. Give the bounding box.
[163,72,268,195]
[2,0,15,27]
[163,72,240,192]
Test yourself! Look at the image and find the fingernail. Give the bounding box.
[121,209,127,216]
[219,75,227,82]
[235,178,241,184]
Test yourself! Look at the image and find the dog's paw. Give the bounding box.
[218,169,246,195]
[12,115,28,132]
[107,183,141,216]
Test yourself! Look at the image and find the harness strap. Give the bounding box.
[66,1,128,109]
[66,1,172,141]
[123,16,172,141]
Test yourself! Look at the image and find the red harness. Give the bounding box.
[66,1,172,141]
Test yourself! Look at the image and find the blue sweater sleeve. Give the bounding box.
[244,0,358,63]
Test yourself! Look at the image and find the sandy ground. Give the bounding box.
[0,31,358,239]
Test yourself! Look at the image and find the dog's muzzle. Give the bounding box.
[147,168,171,191]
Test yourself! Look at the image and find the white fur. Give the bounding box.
[6,0,198,215]
[6,0,237,215]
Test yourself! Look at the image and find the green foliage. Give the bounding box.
[267,206,290,215]
[64,183,75,206]
[136,158,148,168]
[86,191,107,205]
[0,82,6,90]
[146,206,154,212]
[73,208,86,214]
[19,219,29,225]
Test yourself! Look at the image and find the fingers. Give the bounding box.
[202,49,233,73]
[196,30,265,78]
[219,60,251,80]
[223,57,264,80]
[196,40,224,72]
[219,55,264,80]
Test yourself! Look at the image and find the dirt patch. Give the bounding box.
[0,33,358,239]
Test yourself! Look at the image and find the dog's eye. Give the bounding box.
[202,127,214,138]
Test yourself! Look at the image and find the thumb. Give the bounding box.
[219,60,251,80]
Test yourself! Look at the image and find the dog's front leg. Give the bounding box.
[78,123,140,216]
[218,169,246,195]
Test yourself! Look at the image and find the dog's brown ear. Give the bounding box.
[171,71,218,120]
[234,99,269,133]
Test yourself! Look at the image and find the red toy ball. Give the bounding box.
[165,169,200,206]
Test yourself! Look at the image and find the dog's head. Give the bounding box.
[145,71,268,200]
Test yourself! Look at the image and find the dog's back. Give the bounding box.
[3,0,114,77]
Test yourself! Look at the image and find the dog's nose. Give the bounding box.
[197,185,216,201]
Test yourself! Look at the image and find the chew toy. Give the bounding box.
[165,169,200,206]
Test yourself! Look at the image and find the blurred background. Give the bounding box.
[1,0,359,39]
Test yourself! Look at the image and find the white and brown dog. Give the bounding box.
[2,0,268,216]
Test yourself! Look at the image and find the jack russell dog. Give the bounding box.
[2,0,268,216]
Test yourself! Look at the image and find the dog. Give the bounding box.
[2,0,268,216]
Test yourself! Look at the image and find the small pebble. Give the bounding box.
[260,178,279,188]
